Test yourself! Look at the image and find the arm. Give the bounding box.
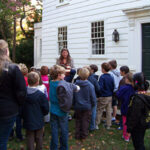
[13,65,27,105]
[40,93,49,116]
[70,58,75,68]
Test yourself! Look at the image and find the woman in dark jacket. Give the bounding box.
[0,40,27,150]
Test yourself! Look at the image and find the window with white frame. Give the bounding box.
[91,21,105,55]
[59,0,64,3]
[58,26,67,53]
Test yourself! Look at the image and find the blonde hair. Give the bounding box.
[18,63,28,76]
[0,40,11,74]
[49,65,66,80]
[28,72,39,86]
[79,68,90,80]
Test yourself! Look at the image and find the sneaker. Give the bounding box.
[106,126,110,130]
[124,139,129,142]
[95,125,99,130]
[117,126,123,130]
[112,117,116,122]
[68,115,72,121]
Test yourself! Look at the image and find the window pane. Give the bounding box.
[58,26,67,53]
[91,21,105,55]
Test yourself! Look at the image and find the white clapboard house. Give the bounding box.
[34,0,150,79]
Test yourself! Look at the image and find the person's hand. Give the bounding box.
[126,132,131,137]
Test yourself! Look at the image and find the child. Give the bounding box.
[127,72,150,150]
[116,73,135,142]
[40,66,50,100]
[22,72,49,150]
[119,66,130,89]
[96,62,114,130]
[49,65,79,150]
[74,67,97,140]
[117,65,130,130]
[85,66,100,131]
[109,59,121,122]
[19,63,28,86]
[90,64,99,80]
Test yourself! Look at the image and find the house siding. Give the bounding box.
[36,0,150,72]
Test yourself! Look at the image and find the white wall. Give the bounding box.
[39,0,150,73]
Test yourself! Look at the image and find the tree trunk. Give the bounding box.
[12,17,16,62]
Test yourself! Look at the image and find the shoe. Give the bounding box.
[106,126,110,130]
[118,126,123,130]
[68,115,72,121]
[95,125,99,130]
[112,117,116,122]
[124,139,129,142]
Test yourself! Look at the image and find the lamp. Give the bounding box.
[112,29,119,42]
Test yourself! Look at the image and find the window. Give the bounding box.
[59,0,64,3]
[58,26,67,53]
[91,21,105,55]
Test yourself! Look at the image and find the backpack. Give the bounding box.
[56,80,78,112]
[137,94,150,129]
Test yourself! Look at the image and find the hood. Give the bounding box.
[111,69,120,77]
[75,80,89,87]
[26,87,39,104]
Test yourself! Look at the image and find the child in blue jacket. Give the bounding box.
[117,73,135,142]
[22,72,49,150]
[74,67,97,140]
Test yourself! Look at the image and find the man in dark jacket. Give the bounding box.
[22,72,49,150]
[0,40,27,150]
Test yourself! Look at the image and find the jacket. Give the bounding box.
[98,73,114,97]
[73,80,96,110]
[116,84,135,116]
[88,74,100,97]
[109,69,121,92]
[0,62,27,119]
[127,94,150,133]
[41,75,49,100]
[22,87,49,130]
[57,80,79,112]
[50,81,67,117]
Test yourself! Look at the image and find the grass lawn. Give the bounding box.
[8,119,150,150]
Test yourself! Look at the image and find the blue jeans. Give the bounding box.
[0,116,16,150]
[90,103,97,130]
[10,114,23,139]
[50,113,68,150]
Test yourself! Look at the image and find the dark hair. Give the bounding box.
[101,62,111,72]
[120,66,130,74]
[90,64,98,73]
[40,66,49,75]
[133,72,149,91]
[59,48,71,64]
[109,60,117,69]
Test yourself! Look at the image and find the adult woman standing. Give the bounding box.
[56,48,76,82]
[0,40,27,150]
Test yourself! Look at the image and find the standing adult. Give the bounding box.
[56,48,76,82]
[0,40,27,150]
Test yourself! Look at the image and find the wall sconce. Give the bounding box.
[112,29,119,42]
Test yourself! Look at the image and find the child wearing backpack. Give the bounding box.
[127,72,150,150]
[116,73,135,142]
[74,67,97,140]
[22,72,49,150]
[49,65,79,150]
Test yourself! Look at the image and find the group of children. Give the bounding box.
[11,59,150,150]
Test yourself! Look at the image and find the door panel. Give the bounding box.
[142,23,150,80]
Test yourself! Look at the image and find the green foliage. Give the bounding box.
[15,38,33,68]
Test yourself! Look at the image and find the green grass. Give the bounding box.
[8,119,150,150]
